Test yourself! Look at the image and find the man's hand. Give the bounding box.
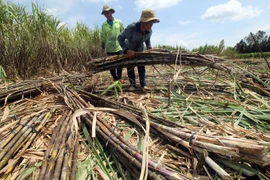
[127,49,135,58]
[147,47,153,52]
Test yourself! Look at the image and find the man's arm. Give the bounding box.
[118,24,133,52]
[145,37,152,50]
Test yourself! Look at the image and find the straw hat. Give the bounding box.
[138,9,160,23]
[101,5,115,15]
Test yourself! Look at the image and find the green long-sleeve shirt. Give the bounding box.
[101,18,124,53]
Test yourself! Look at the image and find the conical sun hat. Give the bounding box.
[101,5,115,15]
[138,9,160,23]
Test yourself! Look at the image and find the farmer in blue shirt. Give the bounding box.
[118,9,159,92]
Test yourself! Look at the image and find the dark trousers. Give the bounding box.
[107,51,123,80]
[127,66,146,88]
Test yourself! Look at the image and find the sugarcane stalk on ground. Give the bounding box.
[0,109,53,177]
[77,89,270,163]
[58,85,192,180]
[0,73,91,104]
[75,88,270,177]
[88,50,270,97]
[81,93,231,179]
[78,89,183,128]
[38,110,76,180]
[0,112,44,169]
[0,67,269,180]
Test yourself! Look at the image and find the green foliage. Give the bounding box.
[101,80,123,100]
[236,52,270,59]
[0,1,103,80]
[192,42,222,55]
[234,30,270,53]
[76,155,96,180]
[190,40,241,59]
[19,161,42,180]
[82,124,120,180]
[0,65,7,81]
[155,44,187,51]
[217,39,225,56]
[222,47,238,59]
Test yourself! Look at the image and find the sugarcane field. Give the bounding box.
[1,1,270,180]
[1,49,270,180]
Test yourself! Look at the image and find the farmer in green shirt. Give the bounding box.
[101,5,124,81]
[118,9,159,92]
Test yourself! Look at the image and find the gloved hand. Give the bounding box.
[127,49,135,58]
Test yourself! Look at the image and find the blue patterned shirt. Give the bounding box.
[118,22,152,53]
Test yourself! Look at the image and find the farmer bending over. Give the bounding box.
[118,9,160,92]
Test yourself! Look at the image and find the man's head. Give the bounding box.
[139,9,160,31]
[101,5,115,20]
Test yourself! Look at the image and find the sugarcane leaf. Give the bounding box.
[20,161,42,180]
[237,66,270,89]
[94,135,118,178]
[112,109,144,130]
[67,83,76,90]
[137,135,144,151]
[76,155,94,180]
[1,105,10,122]
[110,150,127,180]
[115,81,123,93]
[114,86,119,100]
[101,81,120,96]
[234,109,245,126]
[82,125,115,180]
[0,65,7,80]
[20,167,36,180]
[124,128,135,141]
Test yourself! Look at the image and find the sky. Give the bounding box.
[5,0,270,50]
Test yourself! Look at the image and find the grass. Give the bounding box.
[0,1,102,80]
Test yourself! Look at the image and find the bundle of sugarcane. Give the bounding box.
[77,89,270,179]
[0,97,55,178]
[88,50,233,74]
[0,73,91,104]
[0,86,84,179]
[0,82,99,179]
[1,81,269,179]
[56,84,192,180]
[38,110,78,180]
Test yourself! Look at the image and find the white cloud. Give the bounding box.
[201,0,262,22]
[135,0,183,10]
[81,0,116,3]
[178,21,192,25]
[268,5,270,10]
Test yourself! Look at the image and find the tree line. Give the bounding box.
[234,30,270,53]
